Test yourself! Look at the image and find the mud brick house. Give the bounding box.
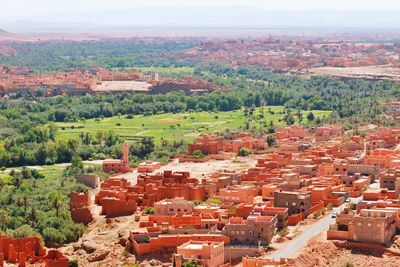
[136,171,207,202]
[0,236,68,267]
[102,142,132,173]
[95,177,137,217]
[130,232,230,256]
[188,135,225,155]
[154,198,194,215]
[0,236,46,265]
[275,125,309,140]
[315,125,344,141]
[218,185,256,204]
[174,241,225,267]
[222,215,277,245]
[70,191,93,224]
[138,161,161,173]
[273,191,311,217]
[327,209,397,244]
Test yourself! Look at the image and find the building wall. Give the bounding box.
[222,216,277,245]
[273,191,311,217]
[75,174,99,188]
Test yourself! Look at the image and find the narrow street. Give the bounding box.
[265,207,339,261]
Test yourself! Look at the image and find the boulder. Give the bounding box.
[87,249,110,262]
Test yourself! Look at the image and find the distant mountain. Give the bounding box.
[0,28,17,39]
[3,7,400,30]
[0,28,31,41]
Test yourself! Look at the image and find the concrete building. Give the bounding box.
[222,215,277,245]
[273,191,311,217]
[328,209,397,244]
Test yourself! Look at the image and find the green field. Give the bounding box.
[56,106,330,143]
[113,66,195,77]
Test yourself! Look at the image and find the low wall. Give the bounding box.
[323,197,344,207]
[288,213,303,226]
[224,245,260,262]
[310,201,325,213]
[327,230,350,240]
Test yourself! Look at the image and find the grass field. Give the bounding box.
[113,66,195,78]
[56,106,331,143]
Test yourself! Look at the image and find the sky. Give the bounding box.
[1,0,399,20]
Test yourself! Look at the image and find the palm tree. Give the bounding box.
[0,179,6,192]
[23,195,28,214]
[0,210,9,231]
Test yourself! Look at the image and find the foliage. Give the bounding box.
[0,166,87,245]
[192,150,205,159]
[238,147,252,157]
[143,207,155,215]
[206,198,222,205]
[277,227,288,237]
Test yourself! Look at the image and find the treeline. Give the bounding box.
[0,40,195,72]
[196,64,398,120]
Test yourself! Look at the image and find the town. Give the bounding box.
[1,1,400,267]
[0,66,220,96]
[2,124,400,266]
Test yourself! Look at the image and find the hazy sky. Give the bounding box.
[1,0,399,19]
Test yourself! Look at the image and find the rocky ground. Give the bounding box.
[59,191,138,267]
[291,238,400,267]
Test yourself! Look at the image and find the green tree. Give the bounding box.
[307,112,315,122]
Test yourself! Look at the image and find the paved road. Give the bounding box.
[266,206,342,261]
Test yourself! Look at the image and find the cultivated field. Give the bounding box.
[56,106,331,143]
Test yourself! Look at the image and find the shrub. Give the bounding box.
[69,259,79,267]
[192,150,205,159]
[277,227,288,237]
[143,207,155,215]
[206,198,222,205]
[313,210,321,219]
[238,147,252,157]
[42,227,66,244]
